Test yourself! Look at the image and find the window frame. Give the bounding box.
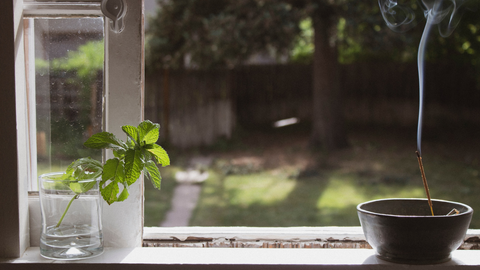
[1,0,144,255]
[0,0,28,259]
[2,0,480,268]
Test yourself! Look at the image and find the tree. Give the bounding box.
[147,0,303,69]
[310,2,348,150]
[149,0,479,150]
[307,0,403,149]
[148,0,351,150]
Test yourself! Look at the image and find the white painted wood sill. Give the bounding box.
[2,247,480,269]
[3,227,480,269]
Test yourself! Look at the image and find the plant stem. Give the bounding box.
[56,194,79,228]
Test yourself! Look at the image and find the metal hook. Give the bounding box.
[101,0,127,33]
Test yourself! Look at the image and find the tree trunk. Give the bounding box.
[310,8,348,151]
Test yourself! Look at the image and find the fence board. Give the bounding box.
[145,62,479,147]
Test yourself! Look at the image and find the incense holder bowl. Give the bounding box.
[357,198,473,264]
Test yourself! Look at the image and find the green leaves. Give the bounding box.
[138,121,160,145]
[65,157,103,179]
[122,125,138,146]
[102,181,120,204]
[58,157,103,195]
[51,157,103,228]
[102,158,124,183]
[78,120,170,205]
[124,149,142,186]
[84,132,126,150]
[101,158,126,205]
[147,144,170,166]
[69,181,96,194]
[122,120,160,147]
[144,160,161,190]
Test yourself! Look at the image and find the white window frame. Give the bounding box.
[1,0,144,254]
[2,0,480,269]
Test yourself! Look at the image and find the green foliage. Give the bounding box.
[50,40,104,77]
[82,132,127,150]
[146,0,404,68]
[52,40,104,137]
[147,0,480,67]
[83,120,170,205]
[36,40,105,161]
[52,157,103,192]
[337,18,362,64]
[52,119,169,226]
[427,8,480,65]
[45,157,103,227]
[147,0,303,70]
[290,18,314,64]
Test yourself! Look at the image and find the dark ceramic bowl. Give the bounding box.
[357,198,473,264]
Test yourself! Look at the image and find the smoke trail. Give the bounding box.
[379,0,472,34]
[416,11,434,156]
[378,0,473,155]
[378,0,417,32]
[421,0,472,37]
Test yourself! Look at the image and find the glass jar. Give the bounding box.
[39,172,103,260]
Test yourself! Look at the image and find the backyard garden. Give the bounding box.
[145,122,480,228]
[33,0,480,230]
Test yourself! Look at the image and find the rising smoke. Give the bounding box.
[378,0,474,155]
[378,0,472,37]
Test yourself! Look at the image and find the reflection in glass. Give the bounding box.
[27,17,104,183]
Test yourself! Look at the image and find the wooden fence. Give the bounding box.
[146,69,234,148]
[145,62,479,148]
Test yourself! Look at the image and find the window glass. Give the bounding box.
[28,17,104,186]
[144,1,480,229]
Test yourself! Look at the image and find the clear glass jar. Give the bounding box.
[39,172,103,260]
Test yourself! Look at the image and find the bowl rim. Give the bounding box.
[357,198,473,218]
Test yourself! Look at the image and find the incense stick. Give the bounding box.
[447,208,459,216]
[416,151,434,216]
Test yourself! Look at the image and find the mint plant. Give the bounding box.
[51,157,103,227]
[51,120,169,227]
[83,120,170,204]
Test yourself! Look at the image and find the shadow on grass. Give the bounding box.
[219,174,333,227]
[189,167,427,227]
[153,124,480,228]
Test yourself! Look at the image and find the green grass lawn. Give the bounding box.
[145,124,480,228]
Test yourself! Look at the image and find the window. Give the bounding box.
[2,0,480,268]
[27,16,104,190]
[1,0,144,257]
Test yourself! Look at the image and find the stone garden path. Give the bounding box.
[160,156,213,227]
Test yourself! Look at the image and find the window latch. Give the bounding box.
[101,0,127,33]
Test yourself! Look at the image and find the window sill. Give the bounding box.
[142,226,480,249]
[143,226,369,248]
[2,247,480,269]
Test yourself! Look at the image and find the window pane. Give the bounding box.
[144,1,480,229]
[30,17,104,187]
